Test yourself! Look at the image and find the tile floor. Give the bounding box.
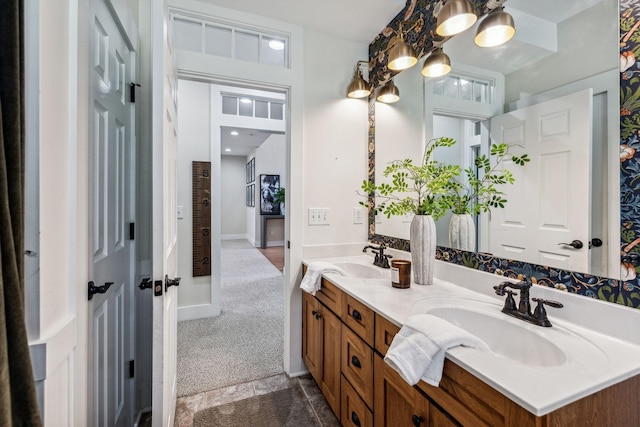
[174,373,341,426]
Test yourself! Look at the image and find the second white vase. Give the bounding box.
[410,215,436,285]
[449,213,476,251]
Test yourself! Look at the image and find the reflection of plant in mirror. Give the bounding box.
[360,137,460,220]
[444,143,530,215]
[273,187,285,205]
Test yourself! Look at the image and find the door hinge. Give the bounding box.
[287,240,290,249]
[129,360,135,378]
[129,222,135,240]
[130,82,141,103]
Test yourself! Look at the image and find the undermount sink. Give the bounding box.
[330,261,388,279]
[411,297,569,367]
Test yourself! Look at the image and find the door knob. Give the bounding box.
[138,278,152,290]
[88,281,114,300]
[165,275,181,291]
[558,240,583,249]
[589,238,603,248]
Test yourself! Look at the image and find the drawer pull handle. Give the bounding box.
[351,309,362,321]
[412,415,424,426]
[351,411,361,426]
[351,355,361,369]
[311,310,321,320]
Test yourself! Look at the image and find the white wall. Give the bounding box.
[253,134,286,246]
[176,80,213,314]
[505,0,617,104]
[221,156,248,238]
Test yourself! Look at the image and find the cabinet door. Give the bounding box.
[302,292,322,382]
[321,306,341,418]
[374,354,430,427]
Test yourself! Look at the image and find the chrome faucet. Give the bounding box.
[493,276,563,327]
[362,243,392,268]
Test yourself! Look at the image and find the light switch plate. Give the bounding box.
[308,208,330,225]
[177,205,184,219]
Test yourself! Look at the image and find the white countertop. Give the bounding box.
[302,254,640,416]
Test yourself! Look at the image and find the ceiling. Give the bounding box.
[221,127,280,156]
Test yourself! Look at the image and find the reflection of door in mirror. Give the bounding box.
[488,89,592,274]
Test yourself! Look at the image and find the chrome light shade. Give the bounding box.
[377,80,400,103]
[421,48,451,78]
[436,0,478,37]
[347,68,371,98]
[475,8,516,47]
[388,38,418,71]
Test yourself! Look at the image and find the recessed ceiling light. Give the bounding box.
[225,148,231,152]
[239,98,252,104]
[230,131,239,136]
[268,39,285,51]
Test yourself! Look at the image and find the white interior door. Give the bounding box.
[151,1,179,426]
[488,89,592,272]
[88,0,136,425]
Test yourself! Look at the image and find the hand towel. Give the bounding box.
[300,261,347,296]
[384,314,489,387]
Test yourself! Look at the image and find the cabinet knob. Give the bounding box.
[412,414,424,426]
[351,355,361,369]
[351,309,362,321]
[351,411,361,426]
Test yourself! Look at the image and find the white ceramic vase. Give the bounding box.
[410,214,436,285]
[449,213,476,251]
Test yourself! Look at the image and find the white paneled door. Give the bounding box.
[150,1,180,426]
[489,89,592,272]
[88,0,136,426]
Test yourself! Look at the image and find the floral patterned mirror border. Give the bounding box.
[366,0,640,309]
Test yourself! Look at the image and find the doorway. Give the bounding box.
[174,79,289,398]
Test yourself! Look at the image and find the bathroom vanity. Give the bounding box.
[301,256,640,426]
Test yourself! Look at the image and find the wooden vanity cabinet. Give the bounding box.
[301,288,341,418]
[302,271,640,426]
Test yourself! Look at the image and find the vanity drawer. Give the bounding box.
[341,375,373,427]
[342,294,375,347]
[417,360,507,427]
[375,314,401,356]
[316,278,343,317]
[341,324,374,408]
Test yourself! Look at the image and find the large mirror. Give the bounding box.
[374,0,620,279]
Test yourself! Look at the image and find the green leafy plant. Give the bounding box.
[444,143,530,215]
[273,187,285,205]
[360,137,461,220]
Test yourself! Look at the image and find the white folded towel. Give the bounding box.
[300,261,347,296]
[384,314,489,387]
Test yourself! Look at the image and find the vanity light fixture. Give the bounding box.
[347,60,371,99]
[230,130,239,136]
[421,47,451,77]
[225,148,231,152]
[387,21,418,71]
[376,79,400,103]
[475,7,516,47]
[436,0,478,37]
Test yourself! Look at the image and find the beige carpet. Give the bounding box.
[193,385,320,427]
[176,240,284,396]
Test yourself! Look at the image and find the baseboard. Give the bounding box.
[265,240,285,247]
[177,303,218,321]
[288,369,310,378]
[221,234,247,240]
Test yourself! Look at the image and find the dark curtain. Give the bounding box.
[0,0,42,425]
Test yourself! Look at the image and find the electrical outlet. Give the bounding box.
[353,207,363,224]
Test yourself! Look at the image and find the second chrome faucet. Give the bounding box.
[494,276,563,327]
